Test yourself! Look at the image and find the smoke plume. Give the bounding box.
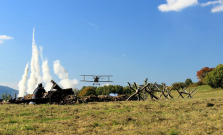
[42,60,53,91]
[32,30,42,84]
[19,29,78,96]
[53,60,78,89]
[18,63,29,97]
[39,46,53,91]
[27,28,42,94]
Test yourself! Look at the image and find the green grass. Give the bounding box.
[1,85,223,135]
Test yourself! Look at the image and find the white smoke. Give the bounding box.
[53,60,78,89]
[27,28,42,94]
[32,30,42,84]
[42,60,53,91]
[27,48,37,93]
[18,63,29,97]
[39,46,53,91]
[19,29,78,96]
[39,46,44,60]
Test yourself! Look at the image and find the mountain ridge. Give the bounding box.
[0,85,18,98]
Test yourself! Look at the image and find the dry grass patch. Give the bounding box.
[1,89,223,134]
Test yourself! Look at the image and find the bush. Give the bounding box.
[204,64,223,88]
[196,81,203,86]
[172,82,186,90]
[188,83,197,87]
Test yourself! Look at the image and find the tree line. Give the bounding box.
[0,93,12,102]
[77,85,134,97]
[172,64,223,90]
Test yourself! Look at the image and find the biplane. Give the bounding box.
[81,75,113,86]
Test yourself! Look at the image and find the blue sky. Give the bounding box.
[0,0,223,89]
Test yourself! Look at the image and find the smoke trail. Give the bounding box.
[27,28,42,94]
[32,30,42,84]
[18,63,29,97]
[53,60,78,89]
[27,48,37,93]
[39,46,43,61]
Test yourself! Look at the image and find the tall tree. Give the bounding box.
[185,78,193,87]
[196,67,214,83]
[204,64,223,88]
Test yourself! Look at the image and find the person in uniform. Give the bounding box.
[33,83,46,99]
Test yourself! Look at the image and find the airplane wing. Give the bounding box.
[98,75,113,77]
[98,81,113,82]
[81,80,96,82]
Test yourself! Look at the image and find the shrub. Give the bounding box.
[196,81,203,86]
[172,82,186,90]
[188,83,197,87]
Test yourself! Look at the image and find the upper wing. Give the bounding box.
[81,75,95,76]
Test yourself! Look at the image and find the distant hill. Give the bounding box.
[0,85,18,98]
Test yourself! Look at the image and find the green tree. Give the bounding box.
[123,86,134,95]
[204,64,223,88]
[185,78,193,87]
[1,93,12,102]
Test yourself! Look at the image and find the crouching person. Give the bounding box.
[31,83,46,104]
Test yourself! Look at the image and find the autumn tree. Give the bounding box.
[196,67,214,83]
[77,87,97,97]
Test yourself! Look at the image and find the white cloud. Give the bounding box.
[0,35,13,40]
[0,35,13,44]
[201,0,222,6]
[212,4,223,12]
[201,0,223,13]
[87,22,99,29]
[158,0,198,12]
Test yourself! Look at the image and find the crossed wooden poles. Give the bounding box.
[126,78,173,101]
[126,78,198,101]
[176,88,198,99]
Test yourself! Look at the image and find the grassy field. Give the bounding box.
[1,85,223,135]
